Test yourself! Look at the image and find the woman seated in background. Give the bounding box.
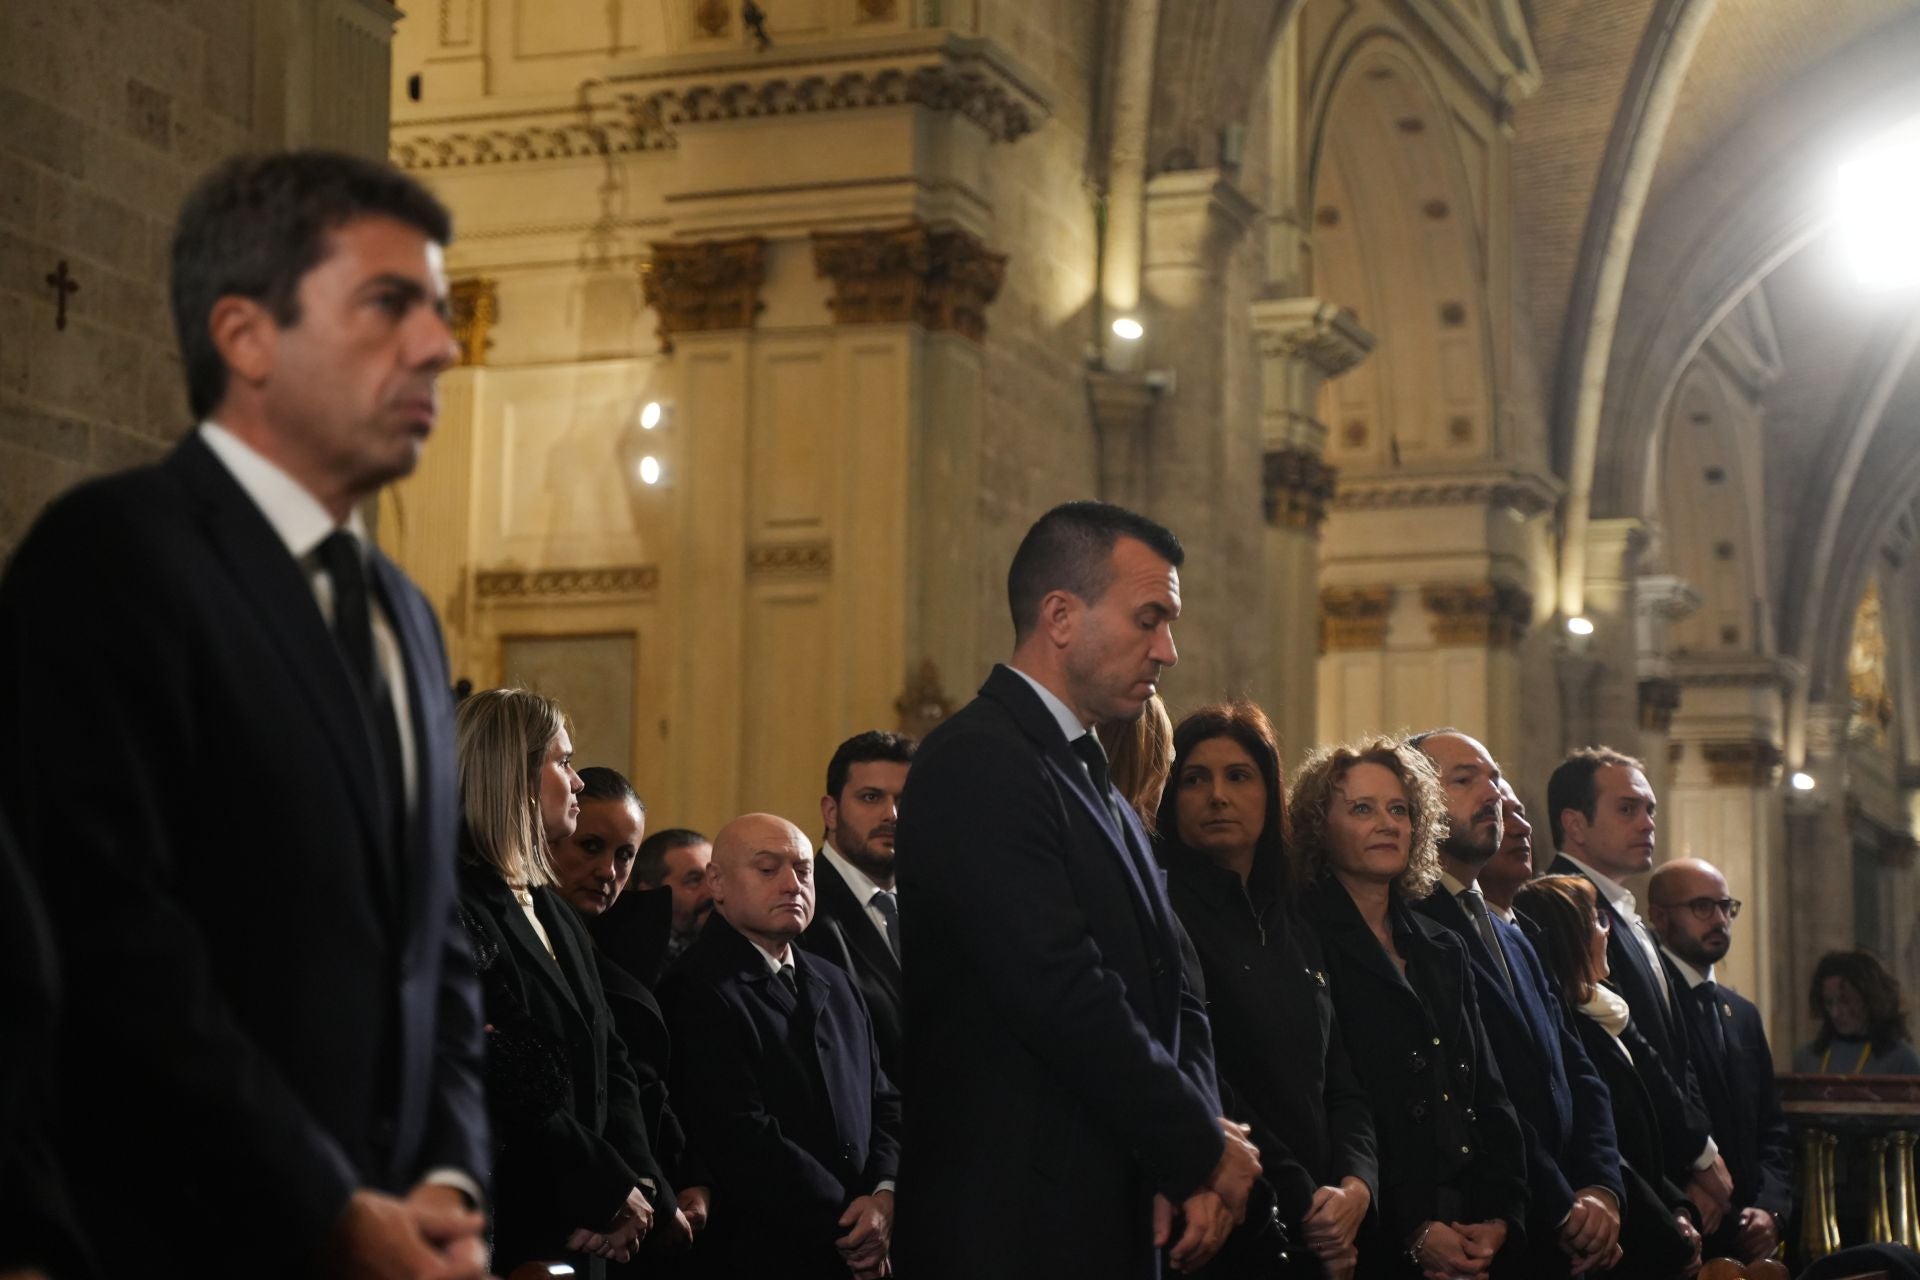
[454,688,670,1277]
[1097,689,1175,831]
[1793,949,1920,1075]
[1291,737,1526,1280]
[1515,875,1702,1279]
[1158,701,1377,1279]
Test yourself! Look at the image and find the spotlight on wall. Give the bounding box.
[1835,116,1920,291]
[638,455,663,486]
[1111,316,1145,342]
[640,400,664,431]
[1790,770,1817,792]
[1565,615,1596,637]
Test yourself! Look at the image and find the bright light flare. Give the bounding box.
[1835,117,1920,291]
[1565,616,1595,637]
[639,455,662,486]
[640,401,663,430]
[1790,771,1817,792]
[1111,316,1144,341]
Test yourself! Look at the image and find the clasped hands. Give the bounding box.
[1152,1117,1263,1275]
[565,1185,654,1262]
[835,1188,894,1279]
[328,1183,489,1280]
[1560,1186,1622,1276]
[1301,1176,1370,1280]
[1412,1218,1507,1280]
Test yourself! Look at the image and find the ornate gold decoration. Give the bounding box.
[895,659,954,738]
[1321,587,1394,653]
[391,116,674,170]
[1638,678,1681,732]
[1420,582,1532,648]
[1849,579,1894,746]
[474,565,659,600]
[1700,739,1783,788]
[631,63,1040,145]
[641,237,766,350]
[811,222,1007,342]
[1262,447,1337,534]
[449,278,497,367]
[1332,469,1561,517]
[747,541,833,575]
[694,0,730,35]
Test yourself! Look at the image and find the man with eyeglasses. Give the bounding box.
[1649,859,1792,1266]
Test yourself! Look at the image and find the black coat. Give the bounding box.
[893,665,1226,1280]
[661,913,902,1279]
[458,862,661,1279]
[1162,842,1378,1228]
[799,851,906,1083]
[1301,876,1529,1279]
[592,947,707,1202]
[593,881,679,990]
[1413,887,1623,1267]
[1572,1013,1700,1279]
[0,434,488,1276]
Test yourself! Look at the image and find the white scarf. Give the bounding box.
[1581,984,1633,1060]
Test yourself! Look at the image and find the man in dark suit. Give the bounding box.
[0,151,489,1277]
[894,500,1260,1280]
[800,730,912,1082]
[1649,858,1792,1265]
[1546,747,1734,1234]
[662,813,901,1280]
[1412,731,1624,1277]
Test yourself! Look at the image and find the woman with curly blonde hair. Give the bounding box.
[1294,737,1527,1279]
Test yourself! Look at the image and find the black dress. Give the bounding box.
[1301,875,1528,1279]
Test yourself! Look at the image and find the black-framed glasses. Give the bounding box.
[1657,896,1741,921]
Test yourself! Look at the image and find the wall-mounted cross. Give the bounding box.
[45,260,79,331]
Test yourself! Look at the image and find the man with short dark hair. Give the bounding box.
[1547,748,1733,1235]
[0,150,488,1277]
[800,730,914,1081]
[896,500,1260,1279]
[1411,731,1623,1278]
[1649,859,1791,1265]
[636,828,714,966]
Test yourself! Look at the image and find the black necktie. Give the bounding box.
[778,962,799,997]
[315,531,406,853]
[870,889,901,962]
[1459,888,1516,993]
[1071,733,1124,826]
[1693,981,1728,1058]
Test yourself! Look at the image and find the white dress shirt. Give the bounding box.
[1007,664,1096,739]
[822,841,894,945]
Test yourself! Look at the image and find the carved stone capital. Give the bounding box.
[1250,297,1374,378]
[896,658,955,738]
[474,564,659,601]
[1638,678,1682,732]
[1263,447,1337,534]
[1321,586,1394,653]
[811,222,1007,341]
[450,278,497,367]
[1421,581,1532,648]
[1700,739,1784,788]
[641,237,766,350]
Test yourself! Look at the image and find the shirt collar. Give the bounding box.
[1489,900,1517,924]
[1663,946,1713,988]
[199,421,365,561]
[822,840,887,904]
[1005,663,1093,744]
[1439,868,1477,899]
[748,937,794,975]
[1559,852,1638,916]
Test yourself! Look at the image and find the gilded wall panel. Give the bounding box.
[500,632,638,775]
[750,340,833,536]
[743,590,835,827]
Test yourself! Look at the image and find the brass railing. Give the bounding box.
[1780,1074,1920,1266]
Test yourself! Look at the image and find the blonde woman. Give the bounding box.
[1097,689,1176,832]
[454,688,675,1278]
[1292,737,1526,1280]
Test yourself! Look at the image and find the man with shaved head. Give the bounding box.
[1650,858,1791,1265]
[660,814,901,1280]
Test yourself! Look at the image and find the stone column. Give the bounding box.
[1250,298,1371,758]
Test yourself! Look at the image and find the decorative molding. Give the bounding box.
[895,658,954,738]
[1332,468,1562,517]
[1262,446,1338,534]
[449,277,497,367]
[1250,297,1374,378]
[391,116,675,171]
[1321,586,1394,653]
[747,541,832,576]
[474,565,659,601]
[640,237,766,349]
[811,222,1007,341]
[1668,653,1805,692]
[1420,581,1532,648]
[1638,678,1682,732]
[1700,739,1784,788]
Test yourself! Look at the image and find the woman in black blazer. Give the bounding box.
[1158,701,1378,1279]
[454,688,663,1278]
[1516,875,1703,1279]
[1291,737,1527,1280]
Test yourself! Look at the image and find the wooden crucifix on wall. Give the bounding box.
[45,260,79,331]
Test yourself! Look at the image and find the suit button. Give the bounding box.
[1466,1107,1478,1123]
[1440,1092,1450,1102]
[1409,1053,1428,1073]
[1456,1059,1471,1078]
[1459,1144,1471,1155]
[1410,1101,1428,1121]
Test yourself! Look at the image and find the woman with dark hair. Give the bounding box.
[1157,700,1376,1278]
[1292,737,1526,1280]
[1515,875,1702,1279]
[1792,950,1920,1074]
[454,689,665,1278]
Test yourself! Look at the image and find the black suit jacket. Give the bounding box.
[661,914,902,1279]
[1302,876,1529,1276]
[458,863,660,1277]
[0,434,488,1274]
[893,665,1226,1280]
[1572,1015,1700,1279]
[1549,854,1713,1179]
[1668,968,1793,1238]
[799,851,905,1083]
[592,945,707,1199]
[1413,887,1623,1257]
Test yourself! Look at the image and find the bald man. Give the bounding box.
[659,814,902,1280]
[1649,858,1791,1265]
